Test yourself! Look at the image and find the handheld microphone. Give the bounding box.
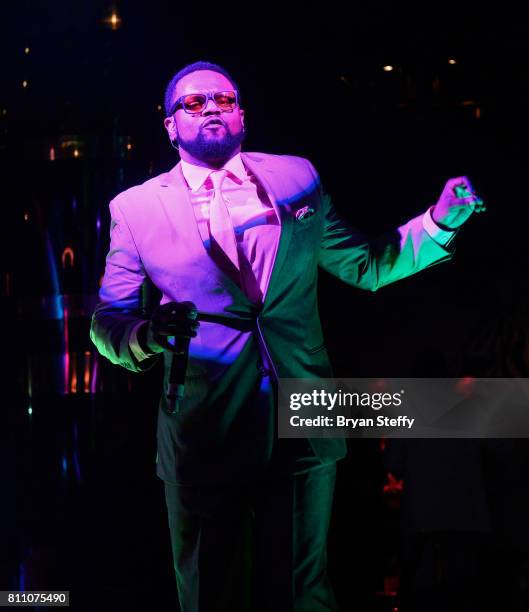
[166,336,190,415]
[162,301,197,415]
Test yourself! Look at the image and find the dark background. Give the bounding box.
[0,1,527,610]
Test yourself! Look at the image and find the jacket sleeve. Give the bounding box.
[317,187,454,291]
[90,197,160,372]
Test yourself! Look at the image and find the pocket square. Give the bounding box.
[295,205,315,221]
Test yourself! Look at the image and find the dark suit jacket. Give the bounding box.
[91,152,453,484]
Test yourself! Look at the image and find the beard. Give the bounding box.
[177,126,246,164]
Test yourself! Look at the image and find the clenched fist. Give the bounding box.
[432,176,486,230]
[139,301,199,354]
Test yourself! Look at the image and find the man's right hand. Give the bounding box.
[139,301,199,354]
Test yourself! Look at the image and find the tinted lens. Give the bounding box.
[182,94,207,113]
[213,91,237,110]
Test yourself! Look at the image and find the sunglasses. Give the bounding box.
[170,90,239,115]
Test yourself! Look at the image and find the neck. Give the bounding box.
[179,147,241,170]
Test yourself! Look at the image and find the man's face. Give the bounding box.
[164,70,246,165]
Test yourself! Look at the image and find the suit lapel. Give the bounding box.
[157,163,207,251]
[157,163,248,300]
[241,153,294,305]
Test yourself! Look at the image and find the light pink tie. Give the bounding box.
[208,170,240,270]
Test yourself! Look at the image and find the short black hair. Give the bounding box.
[164,61,240,115]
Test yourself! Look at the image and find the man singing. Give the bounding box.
[91,60,484,611]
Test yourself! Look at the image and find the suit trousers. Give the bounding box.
[163,438,338,612]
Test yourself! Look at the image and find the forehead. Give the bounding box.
[175,70,234,99]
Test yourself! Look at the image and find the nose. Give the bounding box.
[202,95,221,115]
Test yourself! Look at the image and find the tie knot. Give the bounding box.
[209,169,227,191]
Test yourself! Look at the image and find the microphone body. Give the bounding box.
[165,336,191,416]
[145,300,197,415]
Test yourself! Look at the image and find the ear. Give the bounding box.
[164,116,177,140]
[239,108,245,129]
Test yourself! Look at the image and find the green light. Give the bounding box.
[28,406,33,415]
[455,185,486,211]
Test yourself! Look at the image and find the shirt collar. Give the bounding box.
[180,152,247,192]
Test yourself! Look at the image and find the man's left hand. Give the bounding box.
[432,176,486,230]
